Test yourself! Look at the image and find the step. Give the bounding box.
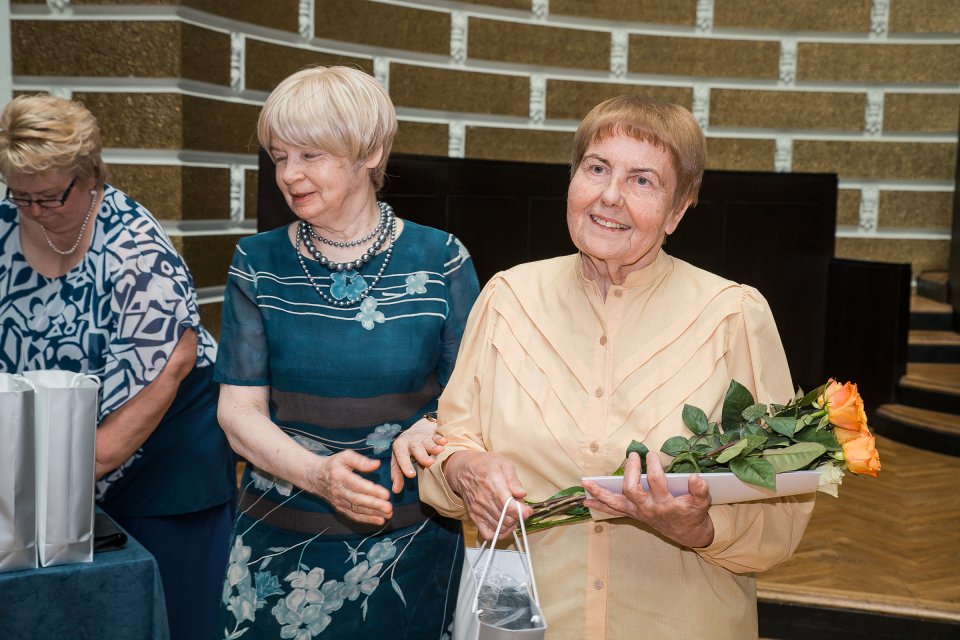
[916,271,948,304]
[896,363,960,415]
[873,403,960,456]
[910,295,953,331]
[909,330,960,363]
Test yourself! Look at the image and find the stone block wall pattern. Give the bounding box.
[4,0,958,304]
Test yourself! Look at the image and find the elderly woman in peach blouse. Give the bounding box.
[417,95,815,640]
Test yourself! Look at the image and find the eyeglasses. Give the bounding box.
[5,177,77,208]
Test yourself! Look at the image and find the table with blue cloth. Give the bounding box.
[0,515,170,640]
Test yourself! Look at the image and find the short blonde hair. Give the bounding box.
[257,66,397,191]
[571,95,706,208]
[0,94,107,184]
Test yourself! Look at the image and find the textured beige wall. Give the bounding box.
[8,0,959,320]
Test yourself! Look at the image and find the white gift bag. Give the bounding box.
[0,373,37,572]
[23,370,100,567]
[453,499,547,640]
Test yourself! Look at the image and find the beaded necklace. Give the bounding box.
[39,188,98,256]
[294,202,397,308]
[307,201,387,249]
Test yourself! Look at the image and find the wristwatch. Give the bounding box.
[423,411,438,423]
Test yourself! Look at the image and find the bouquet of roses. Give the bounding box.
[524,378,882,532]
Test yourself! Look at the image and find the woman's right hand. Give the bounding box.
[310,450,394,526]
[443,451,532,541]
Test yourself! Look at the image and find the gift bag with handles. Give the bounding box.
[0,373,37,572]
[23,370,100,567]
[453,499,547,640]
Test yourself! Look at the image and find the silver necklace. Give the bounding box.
[39,188,98,256]
[295,204,397,308]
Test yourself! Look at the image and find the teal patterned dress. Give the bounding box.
[214,217,480,640]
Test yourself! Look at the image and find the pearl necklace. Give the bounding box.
[307,201,387,248]
[298,201,393,273]
[39,188,98,256]
[294,203,397,308]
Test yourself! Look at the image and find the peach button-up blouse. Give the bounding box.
[418,251,815,640]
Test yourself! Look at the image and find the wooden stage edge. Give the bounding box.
[759,584,960,625]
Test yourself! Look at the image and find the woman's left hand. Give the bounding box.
[390,417,447,494]
[583,451,715,548]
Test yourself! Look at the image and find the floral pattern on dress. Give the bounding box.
[222,529,421,639]
[330,271,368,302]
[250,435,333,497]
[404,272,428,295]
[354,297,385,330]
[365,424,401,454]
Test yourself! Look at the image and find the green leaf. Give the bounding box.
[716,438,749,463]
[764,415,798,437]
[682,405,710,435]
[626,440,649,474]
[794,425,842,452]
[743,422,765,437]
[762,442,828,472]
[799,384,826,408]
[798,413,817,427]
[741,403,768,422]
[626,440,649,458]
[525,512,592,532]
[729,456,776,491]
[720,431,743,445]
[722,380,756,433]
[739,433,770,456]
[661,436,691,457]
[545,486,587,500]
[667,451,700,473]
[667,461,698,473]
[765,435,791,447]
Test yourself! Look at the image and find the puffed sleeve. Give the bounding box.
[418,276,498,519]
[438,234,480,387]
[694,285,816,573]
[213,240,270,386]
[97,192,213,421]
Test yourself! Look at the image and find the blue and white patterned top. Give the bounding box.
[0,185,235,516]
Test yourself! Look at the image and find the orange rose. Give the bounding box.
[817,379,867,435]
[841,430,881,477]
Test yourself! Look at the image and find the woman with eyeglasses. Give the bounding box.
[0,94,236,640]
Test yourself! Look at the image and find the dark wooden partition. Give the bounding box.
[823,258,912,414]
[668,170,838,390]
[259,151,838,390]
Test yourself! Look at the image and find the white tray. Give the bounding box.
[582,470,820,505]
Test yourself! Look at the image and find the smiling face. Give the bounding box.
[271,140,381,225]
[566,133,689,280]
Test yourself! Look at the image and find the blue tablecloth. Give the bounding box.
[0,515,169,640]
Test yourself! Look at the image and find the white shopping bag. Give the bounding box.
[23,370,100,567]
[0,374,37,572]
[453,499,547,640]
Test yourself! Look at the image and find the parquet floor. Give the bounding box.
[757,435,960,623]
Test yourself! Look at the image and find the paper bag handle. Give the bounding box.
[472,498,541,617]
[14,374,36,390]
[70,373,101,388]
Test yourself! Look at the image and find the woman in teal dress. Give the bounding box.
[214,66,480,639]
